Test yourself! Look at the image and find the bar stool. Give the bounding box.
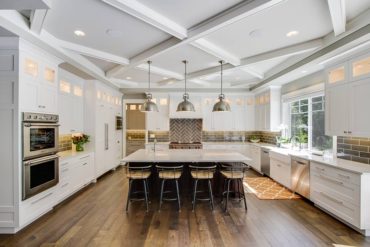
[189,164,217,211]
[156,165,183,211]
[125,163,152,213]
[220,163,248,212]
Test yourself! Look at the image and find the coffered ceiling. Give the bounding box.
[1,0,369,92]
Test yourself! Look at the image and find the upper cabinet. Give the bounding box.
[325,51,370,137]
[19,41,61,114]
[146,94,169,131]
[254,87,281,131]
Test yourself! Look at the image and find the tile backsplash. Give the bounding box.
[126,130,145,140]
[337,136,370,164]
[58,134,72,152]
[202,131,280,144]
[170,119,203,143]
[148,131,169,142]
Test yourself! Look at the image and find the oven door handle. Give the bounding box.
[24,154,59,166]
[23,123,60,127]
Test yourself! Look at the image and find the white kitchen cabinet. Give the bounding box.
[249,145,261,173]
[269,151,291,188]
[310,161,370,234]
[146,94,169,131]
[254,87,280,131]
[325,78,370,137]
[350,52,370,81]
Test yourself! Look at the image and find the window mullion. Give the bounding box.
[308,97,313,150]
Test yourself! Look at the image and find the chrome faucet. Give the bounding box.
[291,136,301,151]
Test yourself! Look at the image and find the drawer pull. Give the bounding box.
[61,162,68,166]
[79,155,90,160]
[82,162,88,166]
[62,168,69,173]
[277,164,282,167]
[337,174,350,179]
[320,192,343,205]
[62,183,69,188]
[31,192,53,205]
[319,175,343,185]
[315,167,325,171]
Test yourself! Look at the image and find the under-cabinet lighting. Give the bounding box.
[286,30,299,37]
[74,30,85,37]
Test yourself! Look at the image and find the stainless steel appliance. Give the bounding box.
[23,154,59,200]
[22,112,59,160]
[291,156,310,199]
[116,116,123,130]
[261,148,270,176]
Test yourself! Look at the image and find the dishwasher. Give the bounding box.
[291,156,310,199]
[260,148,270,176]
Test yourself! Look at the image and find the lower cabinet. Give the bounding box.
[269,151,291,188]
[19,152,95,228]
[310,161,370,235]
[249,145,261,173]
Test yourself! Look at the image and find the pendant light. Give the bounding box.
[213,60,231,112]
[141,60,158,112]
[177,60,195,112]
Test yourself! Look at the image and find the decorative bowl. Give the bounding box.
[250,139,260,143]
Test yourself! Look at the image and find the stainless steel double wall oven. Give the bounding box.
[22,112,60,200]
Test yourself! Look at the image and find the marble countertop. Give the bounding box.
[269,148,370,174]
[58,150,94,159]
[122,149,251,163]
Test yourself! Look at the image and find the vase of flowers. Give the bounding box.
[72,134,90,152]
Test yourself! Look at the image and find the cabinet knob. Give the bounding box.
[348,131,352,134]
[344,131,348,134]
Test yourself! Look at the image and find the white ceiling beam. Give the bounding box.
[136,63,183,80]
[189,79,211,87]
[241,67,264,79]
[101,0,187,39]
[0,0,49,9]
[30,9,47,34]
[327,0,346,36]
[58,39,130,65]
[191,38,240,66]
[230,79,258,87]
[110,78,139,87]
[106,0,284,77]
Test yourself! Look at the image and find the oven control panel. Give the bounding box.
[23,112,59,123]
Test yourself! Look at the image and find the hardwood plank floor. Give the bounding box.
[1,166,370,247]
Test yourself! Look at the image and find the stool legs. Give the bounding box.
[241,179,248,210]
[208,180,214,210]
[225,179,231,212]
[126,179,133,212]
[175,179,181,211]
[159,179,165,211]
[192,179,199,212]
[143,180,149,212]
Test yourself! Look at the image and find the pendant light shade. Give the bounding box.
[213,60,231,112]
[177,60,195,112]
[141,61,158,112]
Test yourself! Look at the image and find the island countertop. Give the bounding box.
[122,149,251,163]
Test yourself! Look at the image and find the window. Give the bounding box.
[287,95,332,151]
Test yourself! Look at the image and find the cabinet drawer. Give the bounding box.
[269,151,290,163]
[57,179,73,202]
[311,162,360,185]
[311,187,359,227]
[311,172,360,206]
[270,158,291,188]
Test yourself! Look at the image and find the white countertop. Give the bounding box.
[58,149,93,159]
[269,147,370,174]
[122,149,251,163]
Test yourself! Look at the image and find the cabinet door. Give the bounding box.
[58,94,73,134]
[350,53,370,80]
[38,85,58,114]
[19,81,39,112]
[325,84,349,136]
[349,79,370,137]
[72,96,84,133]
[326,64,347,87]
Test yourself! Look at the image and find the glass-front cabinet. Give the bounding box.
[351,53,370,80]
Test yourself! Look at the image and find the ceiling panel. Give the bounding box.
[198,68,256,84]
[115,67,165,84]
[136,0,242,29]
[203,0,332,59]
[44,0,170,58]
[151,44,219,74]
[346,0,370,21]
[82,55,118,72]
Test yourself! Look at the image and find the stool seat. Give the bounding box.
[221,171,243,179]
[191,170,214,179]
[126,171,151,179]
[159,170,182,179]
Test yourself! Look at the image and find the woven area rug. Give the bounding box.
[244,177,301,200]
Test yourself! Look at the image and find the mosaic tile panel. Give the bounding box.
[148,131,169,142]
[170,119,202,143]
[58,134,72,152]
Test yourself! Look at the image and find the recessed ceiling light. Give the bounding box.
[301,70,307,73]
[162,77,168,80]
[74,30,85,37]
[286,30,299,37]
[106,29,123,37]
[126,76,132,80]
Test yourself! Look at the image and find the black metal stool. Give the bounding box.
[125,164,152,212]
[189,164,217,211]
[156,165,183,212]
[220,163,248,212]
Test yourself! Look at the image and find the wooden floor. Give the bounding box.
[1,166,370,247]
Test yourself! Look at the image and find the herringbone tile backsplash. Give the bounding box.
[170,119,202,143]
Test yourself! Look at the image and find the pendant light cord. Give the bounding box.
[220,60,223,96]
[183,60,187,96]
[148,60,151,93]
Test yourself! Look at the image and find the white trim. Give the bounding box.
[282,83,324,103]
[30,9,48,34]
[327,0,346,36]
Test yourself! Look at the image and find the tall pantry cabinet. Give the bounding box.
[84,80,123,177]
